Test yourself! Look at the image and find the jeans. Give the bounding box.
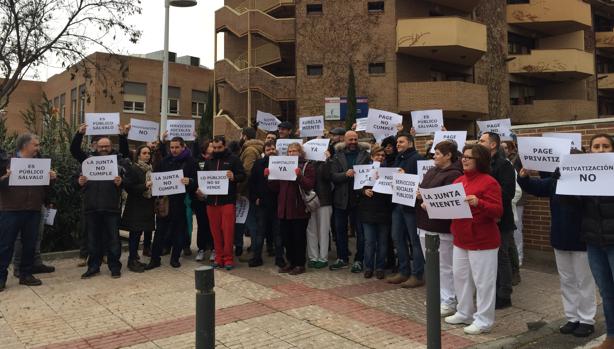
[13,206,45,272]
[391,205,423,277]
[86,212,122,272]
[0,211,40,281]
[151,199,186,264]
[496,230,514,300]
[254,205,278,261]
[192,200,213,251]
[334,207,363,263]
[587,244,614,336]
[363,223,389,271]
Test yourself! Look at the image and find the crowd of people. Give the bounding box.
[1,119,614,346]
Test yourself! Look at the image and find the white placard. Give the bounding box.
[85,113,120,136]
[477,118,513,141]
[43,207,57,226]
[366,108,403,140]
[392,173,419,207]
[431,131,467,154]
[197,171,229,195]
[268,156,299,181]
[411,109,444,134]
[167,119,195,141]
[81,155,118,181]
[372,167,400,195]
[236,196,250,224]
[417,160,435,183]
[355,118,368,132]
[8,158,51,186]
[420,183,473,219]
[151,170,186,196]
[299,116,324,138]
[517,137,571,173]
[128,119,160,142]
[276,139,303,156]
[304,138,330,162]
[256,110,281,131]
[556,153,614,196]
[543,132,582,150]
[353,162,380,190]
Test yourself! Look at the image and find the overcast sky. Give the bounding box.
[35,0,224,80]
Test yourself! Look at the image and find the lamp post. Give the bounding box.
[161,0,198,139]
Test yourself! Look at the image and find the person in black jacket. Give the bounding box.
[478,132,517,309]
[145,137,197,270]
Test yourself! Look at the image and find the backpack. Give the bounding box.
[298,161,320,213]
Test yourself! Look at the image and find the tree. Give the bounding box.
[199,85,214,140]
[0,0,142,109]
[345,64,357,130]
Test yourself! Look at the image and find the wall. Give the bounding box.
[3,80,44,133]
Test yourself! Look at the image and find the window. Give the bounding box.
[510,83,536,105]
[123,82,147,113]
[307,64,323,76]
[306,4,322,14]
[506,0,529,4]
[53,96,60,108]
[59,94,66,118]
[595,15,614,32]
[368,62,386,74]
[78,84,86,123]
[160,86,181,115]
[70,88,77,126]
[191,90,207,118]
[597,56,614,74]
[508,32,535,55]
[368,1,384,13]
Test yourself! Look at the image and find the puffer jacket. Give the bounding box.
[579,196,614,246]
[330,142,371,209]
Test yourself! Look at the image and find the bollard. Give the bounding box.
[425,233,441,349]
[195,266,215,349]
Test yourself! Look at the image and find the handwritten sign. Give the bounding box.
[299,116,324,138]
[268,156,298,181]
[392,173,419,207]
[543,132,582,150]
[373,167,400,195]
[167,119,195,141]
[411,109,443,134]
[355,117,369,132]
[420,183,472,219]
[8,158,51,186]
[197,171,229,195]
[417,160,435,183]
[276,139,303,156]
[81,155,118,181]
[128,119,159,142]
[152,170,186,196]
[85,113,120,136]
[256,110,281,131]
[517,137,571,173]
[304,138,330,161]
[236,196,250,224]
[366,108,402,140]
[477,118,512,141]
[431,131,467,154]
[556,153,614,196]
[353,162,380,190]
[43,207,57,226]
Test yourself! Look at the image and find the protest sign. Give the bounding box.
[556,153,614,196]
[373,167,400,195]
[476,118,512,141]
[353,162,380,190]
[85,113,120,136]
[8,158,51,186]
[417,160,435,183]
[431,131,467,154]
[152,170,186,196]
[128,119,159,142]
[299,116,324,138]
[43,207,57,226]
[276,139,303,156]
[268,156,299,181]
[366,108,402,140]
[81,155,118,181]
[256,110,281,131]
[517,136,571,173]
[304,138,330,161]
[167,119,195,141]
[236,196,250,224]
[411,109,443,134]
[197,171,229,195]
[420,183,473,219]
[392,173,419,207]
[543,132,582,150]
[355,117,368,132]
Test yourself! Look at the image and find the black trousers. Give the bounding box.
[280,218,308,268]
[496,230,514,300]
[192,200,213,251]
[151,201,186,264]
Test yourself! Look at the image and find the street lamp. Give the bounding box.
[161,0,198,139]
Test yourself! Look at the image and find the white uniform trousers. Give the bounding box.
[306,205,332,262]
[419,229,456,307]
[514,205,524,266]
[453,246,499,330]
[554,249,597,325]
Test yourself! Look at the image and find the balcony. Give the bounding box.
[597,31,614,53]
[511,100,597,124]
[599,74,614,90]
[216,6,295,43]
[508,49,594,81]
[396,17,486,66]
[398,81,488,118]
[233,0,294,13]
[215,59,296,101]
[429,0,481,12]
[233,42,283,69]
[507,0,591,35]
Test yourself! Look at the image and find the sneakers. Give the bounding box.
[81,268,100,279]
[386,274,409,284]
[289,266,306,275]
[209,250,216,262]
[559,321,579,334]
[128,259,145,273]
[375,270,385,280]
[19,274,42,286]
[440,304,456,317]
[329,259,348,271]
[32,264,55,274]
[444,313,472,326]
[307,260,317,268]
[495,297,512,309]
[195,250,205,262]
[224,264,234,271]
[572,323,594,337]
[400,275,425,289]
[350,261,363,273]
[315,261,328,269]
[463,324,490,335]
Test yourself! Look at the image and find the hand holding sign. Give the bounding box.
[167,120,195,141]
[556,153,614,196]
[128,119,160,142]
[517,137,571,173]
[81,155,118,181]
[85,113,120,136]
[367,108,403,141]
[268,156,299,181]
[304,138,330,161]
[152,170,186,196]
[8,158,52,186]
[420,183,473,219]
[299,116,324,138]
[198,171,229,195]
[431,131,467,154]
[373,167,400,194]
[256,110,281,131]
[411,109,444,134]
[476,119,512,141]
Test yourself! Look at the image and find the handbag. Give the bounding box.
[298,161,320,213]
[155,196,169,218]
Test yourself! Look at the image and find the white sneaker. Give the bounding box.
[444,313,472,326]
[440,304,456,317]
[463,324,490,335]
[209,250,216,262]
[195,250,205,262]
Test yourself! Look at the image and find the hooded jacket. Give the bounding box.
[416,161,463,233]
[330,142,371,209]
[202,149,246,206]
[238,139,264,196]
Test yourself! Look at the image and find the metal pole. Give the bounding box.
[160,0,171,139]
[425,233,441,349]
[195,266,215,349]
[247,1,253,128]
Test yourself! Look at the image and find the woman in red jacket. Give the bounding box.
[445,144,503,335]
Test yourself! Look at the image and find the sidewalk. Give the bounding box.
[0,242,599,349]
